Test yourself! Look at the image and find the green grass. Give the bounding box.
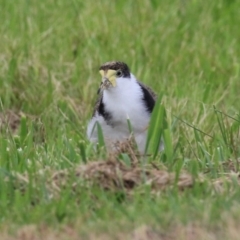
[1,0,240,238]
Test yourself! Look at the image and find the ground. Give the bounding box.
[0,0,240,239]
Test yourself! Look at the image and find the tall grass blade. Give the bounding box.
[213,105,228,146]
[96,122,106,151]
[163,128,173,163]
[145,95,167,158]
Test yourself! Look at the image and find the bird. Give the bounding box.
[87,61,160,154]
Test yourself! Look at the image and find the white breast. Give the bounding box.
[87,74,151,153]
[103,74,150,131]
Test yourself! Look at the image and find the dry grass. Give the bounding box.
[0,110,22,134]
[51,158,193,194]
[2,220,240,240]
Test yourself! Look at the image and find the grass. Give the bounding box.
[1,0,240,239]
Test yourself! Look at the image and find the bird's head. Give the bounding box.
[98,61,130,94]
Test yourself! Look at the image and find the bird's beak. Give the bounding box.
[98,70,117,93]
[98,77,112,94]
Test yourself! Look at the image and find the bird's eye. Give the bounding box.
[116,70,122,77]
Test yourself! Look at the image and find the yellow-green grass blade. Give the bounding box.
[145,95,168,158]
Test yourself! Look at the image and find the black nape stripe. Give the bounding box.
[139,85,155,113]
[98,98,112,123]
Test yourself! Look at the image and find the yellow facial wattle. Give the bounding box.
[99,69,117,87]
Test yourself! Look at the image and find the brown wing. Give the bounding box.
[136,80,157,113]
[92,92,103,117]
[137,80,157,101]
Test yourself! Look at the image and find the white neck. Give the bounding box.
[102,74,150,131]
[103,74,141,102]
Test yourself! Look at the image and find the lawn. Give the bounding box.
[0,0,240,239]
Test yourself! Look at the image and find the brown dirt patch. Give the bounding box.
[50,159,193,195]
[0,110,22,133]
[49,139,194,195]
